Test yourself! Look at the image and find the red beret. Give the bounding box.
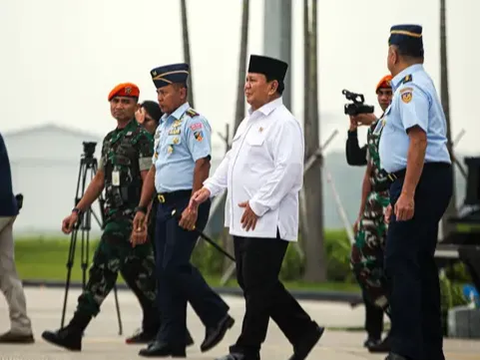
[108,82,140,101]
[375,75,392,92]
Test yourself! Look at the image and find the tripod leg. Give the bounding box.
[113,284,123,335]
[61,227,78,328]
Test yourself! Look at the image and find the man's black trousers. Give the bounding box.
[229,233,317,357]
[385,162,452,360]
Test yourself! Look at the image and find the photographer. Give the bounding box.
[0,132,34,344]
[346,75,393,353]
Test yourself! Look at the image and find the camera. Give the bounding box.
[342,89,374,116]
[82,141,97,158]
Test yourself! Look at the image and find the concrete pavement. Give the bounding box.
[0,287,479,360]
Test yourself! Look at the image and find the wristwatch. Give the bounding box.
[135,206,148,214]
[72,207,82,215]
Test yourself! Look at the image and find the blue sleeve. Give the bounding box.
[398,84,430,133]
[184,116,212,161]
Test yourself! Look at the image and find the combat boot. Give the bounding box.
[41,311,92,351]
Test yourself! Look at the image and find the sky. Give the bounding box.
[1,0,479,157]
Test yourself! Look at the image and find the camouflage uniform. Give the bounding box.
[76,119,157,324]
[350,120,390,311]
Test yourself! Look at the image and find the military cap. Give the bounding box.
[375,74,393,93]
[150,63,189,89]
[247,54,288,83]
[108,82,140,101]
[388,24,424,57]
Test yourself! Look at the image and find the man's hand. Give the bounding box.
[384,204,392,224]
[190,187,211,208]
[179,205,198,231]
[353,216,361,235]
[133,211,147,233]
[135,107,146,124]
[349,116,358,131]
[394,193,415,221]
[239,201,258,231]
[130,227,148,247]
[62,212,79,234]
[351,113,377,126]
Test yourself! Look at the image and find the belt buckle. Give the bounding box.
[387,173,397,182]
[158,194,165,203]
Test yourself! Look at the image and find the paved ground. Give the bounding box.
[0,287,479,360]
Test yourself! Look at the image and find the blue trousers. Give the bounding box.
[154,192,229,346]
[385,163,452,360]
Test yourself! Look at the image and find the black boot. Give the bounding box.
[41,311,92,351]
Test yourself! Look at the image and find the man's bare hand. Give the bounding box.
[62,212,79,234]
[135,107,146,124]
[353,216,361,235]
[179,205,198,231]
[190,187,211,208]
[394,193,415,221]
[349,115,358,131]
[352,113,377,126]
[130,227,148,247]
[239,201,258,231]
[385,204,392,224]
[133,211,147,232]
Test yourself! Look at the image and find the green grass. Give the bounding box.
[14,237,359,293]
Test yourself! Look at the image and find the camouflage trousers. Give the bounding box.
[350,190,390,312]
[76,218,157,327]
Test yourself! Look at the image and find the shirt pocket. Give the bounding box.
[246,131,266,147]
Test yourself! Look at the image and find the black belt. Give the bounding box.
[157,189,192,204]
[386,162,451,184]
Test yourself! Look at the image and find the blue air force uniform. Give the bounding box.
[139,63,233,357]
[378,25,453,360]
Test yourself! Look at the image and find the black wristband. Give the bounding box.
[72,207,82,215]
[135,206,148,214]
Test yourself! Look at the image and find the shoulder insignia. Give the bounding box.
[401,74,412,85]
[186,108,199,118]
[401,90,413,104]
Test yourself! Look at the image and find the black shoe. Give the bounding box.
[200,314,235,352]
[41,326,82,351]
[126,328,157,344]
[369,335,391,353]
[0,331,35,344]
[385,353,408,360]
[138,340,186,357]
[146,330,194,348]
[215,353,260,360]
[287,323,325,360]
[364,337,381,348]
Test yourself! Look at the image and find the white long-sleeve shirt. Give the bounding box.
[203,97,304,241]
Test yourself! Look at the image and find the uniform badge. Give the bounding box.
[167,145,173,154]
[173,137,180,144]
[194,130,204,141]
[190,122,202,131]
[401,90,412,103]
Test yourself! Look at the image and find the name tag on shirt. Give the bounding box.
[112,170,120,186]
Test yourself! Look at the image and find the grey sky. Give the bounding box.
[2,0,479,156]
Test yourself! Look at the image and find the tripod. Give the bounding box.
[60,141,123,335]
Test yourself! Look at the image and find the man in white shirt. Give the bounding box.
[186,54,324,360]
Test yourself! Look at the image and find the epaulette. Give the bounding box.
[400,74,412,85]
[186,108,199,118]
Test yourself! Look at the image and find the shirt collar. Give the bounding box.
[248,97,283,117]
[391,64,423,92]
[160,101,190,123]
